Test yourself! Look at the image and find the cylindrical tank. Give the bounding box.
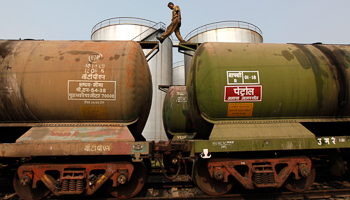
[184,21,263,83]
[187,42,350,139]
[172,61,185,85]
[0,40,152,141]
[162,86,195,140]
[91,17,172,141]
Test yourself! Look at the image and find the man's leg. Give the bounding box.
[174,23,186,43]
[160,19,177,40]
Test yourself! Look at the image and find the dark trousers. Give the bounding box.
[161,18,186,43]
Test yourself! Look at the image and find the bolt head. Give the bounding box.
[300,166,310,177]
[20,175,31,187]
[117,174,127,185]
[213,170,224,181]
[171,158,178,165]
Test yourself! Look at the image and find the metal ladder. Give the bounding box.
[131,22,166,42]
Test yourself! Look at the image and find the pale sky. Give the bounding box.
[1,0,349,63]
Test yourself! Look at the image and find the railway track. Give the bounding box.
[2,170,350,200]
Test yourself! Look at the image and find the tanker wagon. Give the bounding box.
[181,42,350,195]
[0,40,156,199]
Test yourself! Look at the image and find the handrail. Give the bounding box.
[131,22,166,41]
[91,17,159,36]
[173,61,184,68]
[185,21,263,41]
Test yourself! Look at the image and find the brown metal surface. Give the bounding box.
[209,121,315,140]
[206,156,312,190]
[0,141,150,157]
[154,140,189,154]
[15,162,134,197]
[0,40,152,141]
[16,125,135,143]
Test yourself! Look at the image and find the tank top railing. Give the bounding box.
[91,17,160,36]
[184,21,263,41]
[131,22,166,41]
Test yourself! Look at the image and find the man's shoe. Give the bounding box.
[156,36,164,44]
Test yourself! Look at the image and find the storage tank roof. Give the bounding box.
[185,21,263,41]
[173,61,184,68]
[91,17,161,36]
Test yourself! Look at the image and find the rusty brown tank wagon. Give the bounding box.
[0,40,153,140]
[182,42,350,195]
[0,40,158,199]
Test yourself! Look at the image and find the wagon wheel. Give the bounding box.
[13,172,50,200]
[284,166,316,192]
[107,162,146,199]
[193,157,234,196]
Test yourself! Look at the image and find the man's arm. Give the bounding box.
[177,10,181,23]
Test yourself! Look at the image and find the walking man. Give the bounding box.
[157,2,187,43]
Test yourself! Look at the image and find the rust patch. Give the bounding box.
[50,131,71,136]
[114,54,120,60]
[66,51,96,55]
[292,49,311,69]
[108,142,133,155]
[332,47,350,69]
[87,130,112,136]
[292,44,328,108]
[16,162,134,196]
[207,156,312,190]
[0,41,15,62]
[80,105,108,120]
[313,44,348,115]
[109,54,120,61]
[281,50,294,61]
[44,56,53,61]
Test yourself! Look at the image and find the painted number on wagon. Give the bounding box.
[317,137,337,145]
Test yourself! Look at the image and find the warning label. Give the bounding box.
[224,85,262,102]
[227,103,254,117]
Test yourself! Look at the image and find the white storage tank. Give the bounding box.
[91,17,172,141]
[184,21,263,82]
[172,61,185,85]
